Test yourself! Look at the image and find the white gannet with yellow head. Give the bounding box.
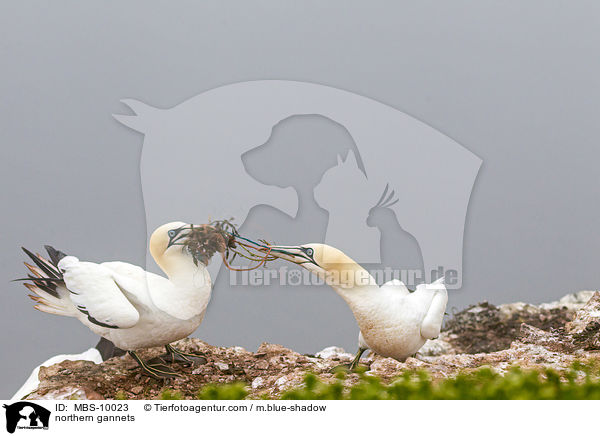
[261,242,447,368]
[19,222,212,379]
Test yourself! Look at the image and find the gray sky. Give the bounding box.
[1,1,599,398]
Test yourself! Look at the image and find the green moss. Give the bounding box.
[197,382,248,400]
[155,360,600,400]
[160,389,183,400]
[278,373,346,400]
[282,361,600,400]
[114,391,127,400]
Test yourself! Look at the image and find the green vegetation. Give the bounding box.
[155,360,600,400]
[196,382,248,400]
[160,388,184,400]
[155,383,248,400]
[282,363,600,399]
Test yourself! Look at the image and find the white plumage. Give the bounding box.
[21,221,212,378]
[353,277,447,361]
[262,243,448,367]
[54,257,210,350]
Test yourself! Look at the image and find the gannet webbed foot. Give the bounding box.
[330,347,368,373]
[148,344,208,367]
[128,351,181,379]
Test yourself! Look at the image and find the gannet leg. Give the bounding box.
[348,347,368,371]
[128,351,180,379]
[164,344,208,365]
[147,344,207,367]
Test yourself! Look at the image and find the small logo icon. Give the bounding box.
[3,402,50,433]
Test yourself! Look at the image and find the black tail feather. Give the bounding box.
[20,246,68,299]
[44,245,68,267]
[21,247,60,279]
[12,277,64,282]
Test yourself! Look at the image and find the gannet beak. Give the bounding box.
[166,224,195,248]
[263,245,314,265]
[228,234,316,265]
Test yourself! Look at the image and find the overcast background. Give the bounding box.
[1,1,599,398]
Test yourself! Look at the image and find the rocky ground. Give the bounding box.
[26,290,600,400]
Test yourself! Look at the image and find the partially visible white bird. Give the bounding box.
[12,338,124,400]
[19,222,212,378]
[11,347,103,400]
[256,242,448,369]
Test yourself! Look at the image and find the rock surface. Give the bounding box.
[22,290,600,400]
[440,290,595,354]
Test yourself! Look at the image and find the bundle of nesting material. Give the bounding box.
[183,219,276,271]
[182,220,237,266]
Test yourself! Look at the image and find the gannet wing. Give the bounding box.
[104,260,210,321]
[419,280,448,339]
[59,257,140,329]
[380,279,410,295]
[100,261,146,281]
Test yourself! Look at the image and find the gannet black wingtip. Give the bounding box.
[44,245,68,266]
[19,247,65,299]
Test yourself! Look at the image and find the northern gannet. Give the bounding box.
[19,222,212,378]
[258,243,448,369]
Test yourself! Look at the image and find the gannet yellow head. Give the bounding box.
[265,243,375,289]
[149,222,199,273]
[150,222,192,255]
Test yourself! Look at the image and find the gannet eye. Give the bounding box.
[305,248,314,257]
[168,230,176,238]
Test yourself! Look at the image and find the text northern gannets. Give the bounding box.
[20,222,211,378]
[262,243,448,368]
